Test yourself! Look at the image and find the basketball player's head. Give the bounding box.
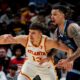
[51,5,72,25]
[29,23,44,41]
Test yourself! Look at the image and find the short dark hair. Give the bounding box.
[9,64,18,71]
[52,5,73,19]
[12,44,25,56]
[0,45,9,52]
[29,23,44,33]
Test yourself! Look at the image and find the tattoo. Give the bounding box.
[74,37,80,47]
[67,48,80,61]
[69,26,80,47]
[66,24,80,61]
[70,26,79,37]
[72,27,79,36]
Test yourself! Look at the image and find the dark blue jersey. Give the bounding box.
[57,20,77,51]
[57,20,80,71]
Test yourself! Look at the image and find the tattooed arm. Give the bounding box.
[67,23,80,61]
[56,23,80,69]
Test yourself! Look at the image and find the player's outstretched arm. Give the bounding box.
[0,34,12,44]
[66,23,80,61]
[0,34,28,47]
[45,37,71,54]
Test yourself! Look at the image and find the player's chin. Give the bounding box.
[30,37,33,41]
[52,22,57,25]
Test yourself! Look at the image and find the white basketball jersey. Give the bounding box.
[20,35,58,80]
[26,35,47,64]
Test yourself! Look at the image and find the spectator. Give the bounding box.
[7,64,18,80]
[0,45,11,74]
[0,65,7,80]
[10,44,25,74]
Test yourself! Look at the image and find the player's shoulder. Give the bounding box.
[42,35,55,44]
[42,35,52,40]
[68,22,80,37]
[68,22,80,32]
[69,22,79,29]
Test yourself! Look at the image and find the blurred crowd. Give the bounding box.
[0,0,80,80]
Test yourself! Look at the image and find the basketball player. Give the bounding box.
[0,23,71,80]
[51,5,80,80]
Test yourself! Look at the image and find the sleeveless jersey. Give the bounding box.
[57,20,80,71]
[57,20,77,51]
[20,35,58,80]
[26,35,47,64]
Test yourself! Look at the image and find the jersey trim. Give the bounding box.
[50,58,58,80]
[44,37,47,55]
[20,71,32,80]
[26,36,29,48]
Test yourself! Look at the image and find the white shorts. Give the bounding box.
[19,60,58,80]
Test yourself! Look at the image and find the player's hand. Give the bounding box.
[56,59,73,71]
[64,61,73,71]
[56,59,65,68]
[1,34,12,39]
[4,34,13,39]
[1,34,14,43]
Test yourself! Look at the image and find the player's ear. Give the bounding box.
[39,31,42,35]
